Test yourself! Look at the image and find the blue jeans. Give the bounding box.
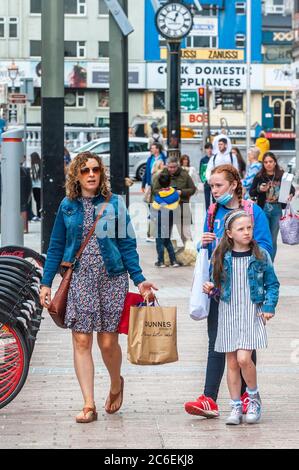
[155,210,176,264]
[204,298,257,402]
[263,202,282,261]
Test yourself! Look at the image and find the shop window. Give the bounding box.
[9,18,18,38]
[235,2,246,14]
[98,41,109,58]
[0,18,5,38]
[235,34,245,48]
[98,0,109,15]
[98,90,109,108]
[154,91,165,110]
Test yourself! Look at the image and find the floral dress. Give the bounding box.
[64,197,129,333]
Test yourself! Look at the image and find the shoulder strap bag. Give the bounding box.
[47,193,112,328]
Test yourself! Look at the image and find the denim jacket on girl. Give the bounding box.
[212,247,280,314]
[41,193,145,288]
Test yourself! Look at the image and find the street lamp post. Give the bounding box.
[7,61,19,125]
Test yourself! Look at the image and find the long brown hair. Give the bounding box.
[259,151,284,180]
[212,210,264,290]
[65,151,110,200]
[208,164,243,232]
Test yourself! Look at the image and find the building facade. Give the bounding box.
[144,0,294,147]
[0,0,295,149]
[0,0,146,126]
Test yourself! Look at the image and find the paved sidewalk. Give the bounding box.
[0,189,299,449]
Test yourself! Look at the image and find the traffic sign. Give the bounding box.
[180,90,199,112]
[8,93,27,104]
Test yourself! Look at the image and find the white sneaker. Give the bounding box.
[170,262,180,267]
[146,237,155,242]
[226,402,243,425]
[245,393,262,424]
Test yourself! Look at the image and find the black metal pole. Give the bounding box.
[41,0,65,254]
[167,40,181,159]
[109,0,129,207]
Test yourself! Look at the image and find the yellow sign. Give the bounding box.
[160,48,244,61]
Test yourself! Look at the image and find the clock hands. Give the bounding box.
[173,12,179,22]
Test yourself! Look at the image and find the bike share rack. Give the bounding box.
[0,246,45,409]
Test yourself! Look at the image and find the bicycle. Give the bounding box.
[0,246,45,409]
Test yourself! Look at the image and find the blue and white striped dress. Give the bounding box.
[215,250,268,353]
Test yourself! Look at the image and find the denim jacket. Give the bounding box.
[41,193,145,288]
[212,247,280,314]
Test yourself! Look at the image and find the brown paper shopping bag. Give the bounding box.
[127,303,178,365]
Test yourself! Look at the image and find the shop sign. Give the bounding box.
[160,48,244,61]
[147,63,263,90]
[265,132,295,139]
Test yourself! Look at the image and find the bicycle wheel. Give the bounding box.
[0,323,30,409]
[0,246,45,269]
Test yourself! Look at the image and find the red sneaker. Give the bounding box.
[241,392,250,414]
[184,395,219,418]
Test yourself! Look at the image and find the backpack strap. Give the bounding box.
[213,154,217,166]
[229,152,233,165]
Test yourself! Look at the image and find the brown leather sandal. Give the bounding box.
[76,405,98,423]
[105,376,124,414]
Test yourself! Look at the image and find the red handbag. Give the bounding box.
[118,292,144,335]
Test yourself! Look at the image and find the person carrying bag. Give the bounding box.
[47,195,111,328]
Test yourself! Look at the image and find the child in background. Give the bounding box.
[152,173,180,268]
[203,209,279,425]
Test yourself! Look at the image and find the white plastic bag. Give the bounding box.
[278,172,294,204]
[189,248,211,321]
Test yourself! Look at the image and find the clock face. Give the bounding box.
[155,2,193,40]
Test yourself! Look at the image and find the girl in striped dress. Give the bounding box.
[203,209,279,425]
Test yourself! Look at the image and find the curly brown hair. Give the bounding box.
[65,152,110,200]
[208,164,243,232]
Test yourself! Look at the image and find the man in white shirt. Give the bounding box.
[206,138,239,181]
[212,129,232,155]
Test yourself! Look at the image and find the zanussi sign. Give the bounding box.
[160,48,244,61]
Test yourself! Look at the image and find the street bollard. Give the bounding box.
[0,128,24,246]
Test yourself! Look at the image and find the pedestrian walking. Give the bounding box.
[249,151,295,260]
[20,161,32,233]
[30,152,41,221]
[231,147,246,179]
[255,131,270,162]
[152,156,196,245]
[184,164,273,419]
[203,209,279,425]
[242,147,262,199]
[180,154,200,189]
[212,128,232,155]
[64,146,71,176]
[152,172,180,268]
[200,143,213,210]
[206,138,239,181]
[148,126,164,150]
[39,151,157,423]
[142,143,167,241]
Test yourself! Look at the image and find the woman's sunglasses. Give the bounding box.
[80,166,101,176]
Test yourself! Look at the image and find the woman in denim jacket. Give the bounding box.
[40,152,157,423]
[203,209,279,425]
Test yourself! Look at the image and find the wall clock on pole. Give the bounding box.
[155,1,193,41]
